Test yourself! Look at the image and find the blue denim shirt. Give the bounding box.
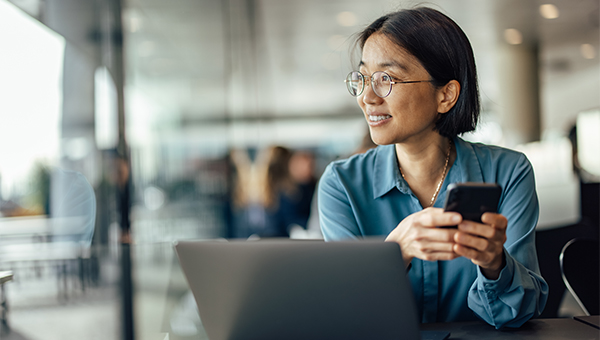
[318,137,548,328]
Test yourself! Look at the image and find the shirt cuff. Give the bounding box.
[476,248,515,297]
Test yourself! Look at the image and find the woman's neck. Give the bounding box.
[395,135,455,207]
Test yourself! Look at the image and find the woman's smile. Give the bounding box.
[367,113,392,126]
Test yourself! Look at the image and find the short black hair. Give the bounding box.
[356,7,480,138]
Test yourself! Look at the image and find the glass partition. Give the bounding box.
[0,0,122,338]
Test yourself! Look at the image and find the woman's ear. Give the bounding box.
[437,80,460,114]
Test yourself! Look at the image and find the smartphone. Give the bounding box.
[443,182,502,224]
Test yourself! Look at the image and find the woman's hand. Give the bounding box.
[452,212,508,280]
[385,207,463,267]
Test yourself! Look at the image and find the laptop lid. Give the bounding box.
[175,239,421,340]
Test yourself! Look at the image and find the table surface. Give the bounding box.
[0,271,13,285]
[421,317,600,339]
[574,315,600,329]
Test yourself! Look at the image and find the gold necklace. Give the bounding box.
[399,140,452,207]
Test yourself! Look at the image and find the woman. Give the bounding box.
[258,146,315,237]
[318,7,548,328]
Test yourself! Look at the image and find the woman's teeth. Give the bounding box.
[369,115,391,122]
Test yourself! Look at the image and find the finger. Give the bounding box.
[454,231,489,252]
[412,227,458,243]
[481,213,508,230]
[453,244,491,263]
[454,244,505,275]
[415,209,462,228]
[418,250,460,262]
[457,221,496,239]
[412,240,456,254]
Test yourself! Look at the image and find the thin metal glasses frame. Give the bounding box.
[344,71,432,98]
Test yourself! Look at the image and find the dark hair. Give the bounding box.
[356,7,480,137]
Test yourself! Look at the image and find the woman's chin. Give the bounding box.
[370,136,394,146]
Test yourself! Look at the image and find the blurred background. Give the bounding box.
[0,0,598,339]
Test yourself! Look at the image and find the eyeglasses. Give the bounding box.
[344,71,432,98]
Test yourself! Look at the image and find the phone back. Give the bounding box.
[443,183,502,222]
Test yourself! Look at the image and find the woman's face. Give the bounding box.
[357,33,442,146]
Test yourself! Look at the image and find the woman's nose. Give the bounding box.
[362,82,383,105]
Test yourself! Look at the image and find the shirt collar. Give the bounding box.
[372,145,406,199]
[371,137,484,199]
[452,136,484,183]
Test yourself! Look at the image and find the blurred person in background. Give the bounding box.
[286,150,318,238]
[318,7,548,328]
[259,146,317,237]
[229,148,262,238]
[231,146,316,238]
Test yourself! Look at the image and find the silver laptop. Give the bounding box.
[175,239,446,340]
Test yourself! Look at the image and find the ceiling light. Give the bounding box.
[581,44,596,59]
[540,4,559,19]
[336,12,357,27]
[504,29,523,45]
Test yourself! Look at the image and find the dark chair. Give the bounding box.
[560,238,600,315]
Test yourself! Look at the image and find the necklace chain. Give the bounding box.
[399,140,452,207]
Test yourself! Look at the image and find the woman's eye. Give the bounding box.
[381,74,391,82]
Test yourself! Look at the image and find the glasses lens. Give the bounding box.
[346,71,363,96]
[372,71,392,98]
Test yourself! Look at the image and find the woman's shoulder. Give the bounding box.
[456,138,534,186]
[458,138,529,166]
[322,145,393,185]
[327,145,388,169]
